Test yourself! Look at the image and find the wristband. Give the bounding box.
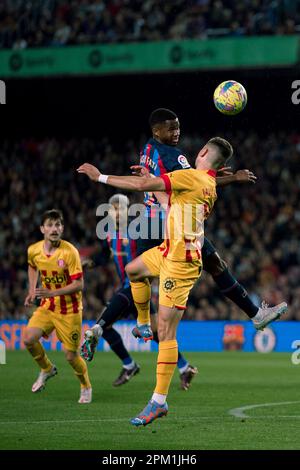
[98,174,109,184]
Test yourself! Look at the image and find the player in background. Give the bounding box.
[23,209,92,404]
[81,193,198,390]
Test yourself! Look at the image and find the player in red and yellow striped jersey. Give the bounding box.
[77,136,232,423]
[23,209,92,403]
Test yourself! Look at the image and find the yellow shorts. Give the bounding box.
[141,246,201,309]
[27,307,82,352]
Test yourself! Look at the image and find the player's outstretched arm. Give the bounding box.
[77,163,165,192]
[131,165,169,209]
[217,169,257,187]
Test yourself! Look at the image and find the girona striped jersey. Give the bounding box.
[160,169,217,262]
[27,239,83,314]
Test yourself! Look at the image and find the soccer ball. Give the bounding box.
[213,80,247,115]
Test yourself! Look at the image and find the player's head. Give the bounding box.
[195,137,233,170]
[149,108,180,146]
[109,194,129,229]
[40,209,64,243]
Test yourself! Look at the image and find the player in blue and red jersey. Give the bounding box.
[81,194,197,389]
[134,108,287,338]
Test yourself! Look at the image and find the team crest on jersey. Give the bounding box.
[178,155,190,169]
[57,259,65,267]
[122,238,129,246]
[163,278,176,292]
[70,331,80,343]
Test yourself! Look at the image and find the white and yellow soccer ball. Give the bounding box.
[213,80,247,115]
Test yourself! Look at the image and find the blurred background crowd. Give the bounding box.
[1,130,299,321]
[1,0,299,49]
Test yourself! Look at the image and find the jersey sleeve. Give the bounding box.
[161,170,194,193]
[27,245,37,269]
[67,246,83,280]
[168,153,191,171]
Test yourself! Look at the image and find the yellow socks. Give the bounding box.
[69,355,91,388]
[130,279,151,325]
[154,340,178,395]
[26,341,53,372]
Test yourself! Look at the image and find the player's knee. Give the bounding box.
[23,330,36,347]
[65,351,77,363]
[203,252,227,276]
[125,262,135,280]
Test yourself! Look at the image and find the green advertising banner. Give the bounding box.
[0,36,298,78]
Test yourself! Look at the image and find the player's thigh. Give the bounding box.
[158,260,199,310]
[125,253,157,280]
[52,313,82,352]
[26,307,55,341]
[202,250,227,276]
[140,246,164,278]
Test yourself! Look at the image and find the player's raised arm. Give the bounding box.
[77,163,165,192]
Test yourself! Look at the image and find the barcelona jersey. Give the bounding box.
[139,138,191,218]
[105,232,137,288]
[28,240,83,314]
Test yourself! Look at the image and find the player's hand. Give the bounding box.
[35,287,54,299]
[217,166,233,177]
[82,258,95,269]
[130,165,151,178]
[235,169,257,184]
[77,163,101,182]
[24,293,36,306]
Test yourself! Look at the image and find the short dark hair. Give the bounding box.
[41,209,64,226]
[149,108,178,128]
[207,137,233,161]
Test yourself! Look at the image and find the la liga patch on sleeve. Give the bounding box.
[178,155,190,168]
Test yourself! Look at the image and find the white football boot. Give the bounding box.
[78,387,92,404]
[31,365,57,393]
[252,301,287,331]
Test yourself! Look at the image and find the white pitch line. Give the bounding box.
[2,414,300,426]
[229,401,300,419]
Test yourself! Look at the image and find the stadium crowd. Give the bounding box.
[0,0,299,50]
[0,130,299,322]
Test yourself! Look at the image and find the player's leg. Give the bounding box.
[81,287,137,362]
[131,304,183,426]
[64,349,92,403]
[53,313,92,403]
[24,309,57,392]
[202,237,259,317]
[103,325,140,386]
[126,248,161,340]
[151,313,198,391]
[131,263,198,426]
[202,238,287,329]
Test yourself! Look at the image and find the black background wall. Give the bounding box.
[1,67,300,139]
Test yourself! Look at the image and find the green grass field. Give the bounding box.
[0,350,300,450]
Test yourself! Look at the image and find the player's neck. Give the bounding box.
[195,162,217,171]
[43,239,61,254]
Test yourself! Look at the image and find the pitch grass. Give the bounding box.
[0,350,300,450]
